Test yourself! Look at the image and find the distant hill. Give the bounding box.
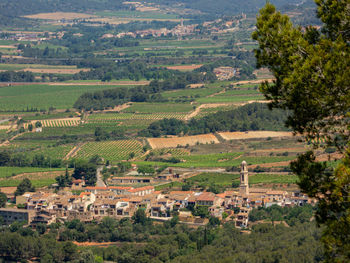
[147,0,316,15]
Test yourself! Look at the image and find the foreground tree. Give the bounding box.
[252,1,349,261]
[14,178,35,196]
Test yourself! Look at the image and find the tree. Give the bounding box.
[0,191,6,208]
[72,162,97,186]
[252,2,349,261]
[137,165,155,176]
[35,121,42,128]
[15,178,35,196]
[132,209,150,225]
[27,124,33,132]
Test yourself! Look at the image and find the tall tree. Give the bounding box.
[14,178,35,197]
[252,1,349,261]
[0,191,6,208]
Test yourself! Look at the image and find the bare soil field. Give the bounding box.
[100,103,132,112]
[23,68,90,74]
[147,134,219,149]
[0,45,16,49]
[232,78,275,85]
[0,125,11,130]
[218,131,294,141]
[167,64,203,71]
[0,187,17,195]
[189,84,205,88]
[23,12,97,20]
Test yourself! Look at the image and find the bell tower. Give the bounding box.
[239,160,249,195]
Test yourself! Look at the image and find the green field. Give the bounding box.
[0,167,64,178]
[162,87,223,99]
[136,153,295,168]
[187,172,240,187]
[75,140,144,162]
[123,102,193,113]
[0,84,129,111]
[95,10,179,20]
[197,95,264,103]
[248,173,298,184]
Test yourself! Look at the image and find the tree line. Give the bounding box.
[139,103,290,137]
[0,206,322,262]
[73,74,216,110]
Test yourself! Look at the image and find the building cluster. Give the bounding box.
[213,66,240,80]
[102,20,197,39]
[0,161,314,228]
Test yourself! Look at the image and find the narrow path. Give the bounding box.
[96,166,106,187]
[63,142,85,160]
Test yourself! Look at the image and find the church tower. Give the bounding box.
[239,160,249,195]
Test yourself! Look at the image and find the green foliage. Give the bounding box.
[0,191,6,207]
[72,161,97,186]
[137,165,155,176]
[140,102,289,137]
[14,178,35,196]
[253,1,350,261]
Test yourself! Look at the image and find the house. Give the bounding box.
[31,209,56,225]
[127,186,154,196]
[0,208,35,225]
[85,186,132,195]
[235,207,251,228]
[71,179,85,189]
[209,206,224,218]
[196,192,218,206]
[109,177,153,184]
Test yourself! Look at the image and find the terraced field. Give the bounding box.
[75,140,144,161]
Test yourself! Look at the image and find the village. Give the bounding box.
[0,161,315,229]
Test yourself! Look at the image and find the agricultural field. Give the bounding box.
[74,140,144,162]
[147,134,220,149]
[0,167,66,187]
[162,87,223,100]
[27,144,75,160]
[23,12,97,20]
[196,94,264,103]
[88,112,187,122]
[136,152,296,168]
[0,84,128,111]
[218,131,294,141]
[0,64,88,74]
[123,102,193,113]
[186,172,240,187]
[150,148,190,157]
[166,64,203,71]
[248,173,298,184]
[23,117,80,128]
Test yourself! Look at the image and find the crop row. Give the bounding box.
[75,140,144,161]
[88,112,187,121]
[24,119,80,128]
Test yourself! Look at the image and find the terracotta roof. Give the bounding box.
[197,192,215,202]
[86,186,108,190]
[215,193,226,199]
[72,179,83,183]
[79,192,91,198]
[266,190,286,195]
[109,186,133,190]
[128,186,154,193]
